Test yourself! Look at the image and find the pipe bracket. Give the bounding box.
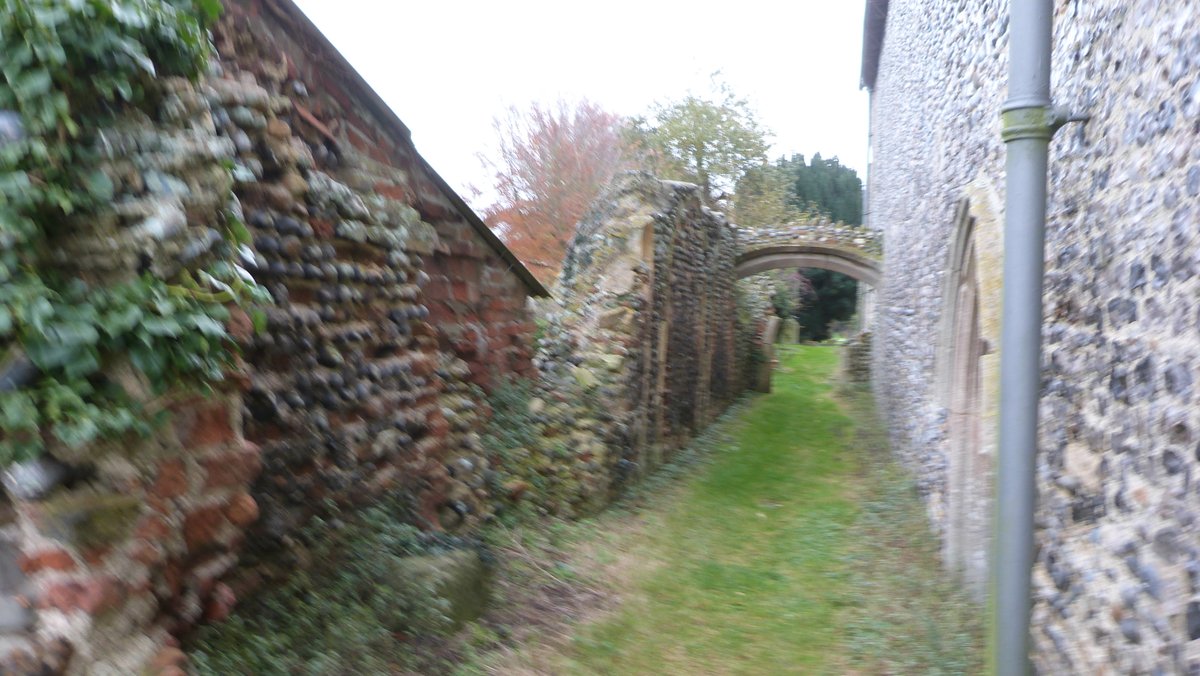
[1001,104,1088,142]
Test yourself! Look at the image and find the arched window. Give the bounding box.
[938,187,1002,598]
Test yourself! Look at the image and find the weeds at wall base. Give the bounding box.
[834,374,985,675]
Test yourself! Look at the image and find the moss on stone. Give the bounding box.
[38,491,141,551]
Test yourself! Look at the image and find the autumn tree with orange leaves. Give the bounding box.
[479,100,634,284]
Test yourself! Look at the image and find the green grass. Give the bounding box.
[565,345,859,675]
[837,378,984,675]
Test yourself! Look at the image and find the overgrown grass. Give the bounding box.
[187,499,473,675]
[459,345,983,675]
[837,378,985,674]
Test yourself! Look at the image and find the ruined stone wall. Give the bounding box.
[560,173,745,461]
[503,173,749,516]
[870,0,1200,671]
[211,0,529,561]
[0,73,262,676]
[0,1,542,672]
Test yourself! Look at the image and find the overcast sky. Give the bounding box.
[291,0,870,209]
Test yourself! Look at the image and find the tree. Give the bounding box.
[733,161,805,228]
[479,100,634,283]
[632,79,769,207]
[774,154,865,340]
[793,268,858,341]
[780,153,863,225]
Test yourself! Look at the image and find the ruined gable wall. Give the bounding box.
[870,0,1200,671]
[229,1,539,394]
[0,2,540,672]
[508,173,748,516]
[212,0,552,550]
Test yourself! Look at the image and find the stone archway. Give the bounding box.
[734,223,882,332]
[735,242,883,331]
[937,183,1003,598]
[734,244,881,287]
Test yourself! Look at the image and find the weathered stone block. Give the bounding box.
[35,493,140,552]
[387,549,490,631]
[183,506,228,554]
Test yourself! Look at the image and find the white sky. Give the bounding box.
[290,0,870,209]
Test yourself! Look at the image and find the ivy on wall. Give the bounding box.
[0,0,264,464]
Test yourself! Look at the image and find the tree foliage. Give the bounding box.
[737,154,865,341]
[480,100,634,283]
[733,161,804,228]
[779,153,863,226]
[793,268,858,342]
[633,79,769,206]
[770,154,864,340]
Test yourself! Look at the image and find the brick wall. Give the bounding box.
[0,1,543,672]
[214,0,542,549]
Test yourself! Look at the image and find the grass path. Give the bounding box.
[462,345,982,675]
[565,345,857,674]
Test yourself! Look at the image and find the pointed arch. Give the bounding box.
[938,178,1003,599]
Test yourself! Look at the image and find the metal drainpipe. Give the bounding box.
[993,1,1085,673]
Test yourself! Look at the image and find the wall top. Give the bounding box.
[234,0,549,297]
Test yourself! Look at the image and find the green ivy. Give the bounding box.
[0,0,266,465]
[0,0,218,245]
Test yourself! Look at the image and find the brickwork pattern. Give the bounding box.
[0,1,542,672]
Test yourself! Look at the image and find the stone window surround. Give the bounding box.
[936,180,1004,598]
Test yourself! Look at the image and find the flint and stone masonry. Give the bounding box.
[866,0,1200,671]
[0,0,550,671]
[0,0,825,670]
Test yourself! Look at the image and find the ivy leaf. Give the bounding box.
[196,0,223,23]
[141,316,182,337]
[0,172,32,198]
[189,314,226,337]
[114,78,133,102]
[13,69,53,101]
[101,304,142,337]
[7,42,33,69]
[26,342,79,370]
[0,439,42,465]
[153,298,175,316]
[42,382,84,421]
[54,417,99,449]
[62,351,100,380]
[0,391,37,431]
[0,306,11,335]
[130,347,166,381]
[47,322,100,346]
[84,170,114,201]
[250,308,267,334]
[205,304,230,322]
[226,216,251,246]
[117,37,156,77]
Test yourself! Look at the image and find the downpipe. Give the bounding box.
[992,1,1086,673]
